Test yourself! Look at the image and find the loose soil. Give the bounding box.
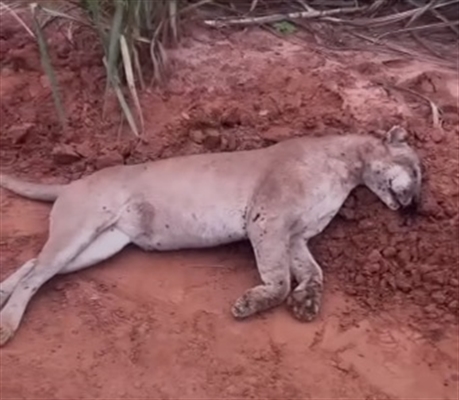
[1,18,458,399]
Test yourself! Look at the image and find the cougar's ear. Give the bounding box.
[384,125,408,145]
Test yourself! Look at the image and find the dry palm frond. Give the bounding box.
[204,5,365,26]
[0,1,35,37]
[382,83,443,128]
[377,19,459,39]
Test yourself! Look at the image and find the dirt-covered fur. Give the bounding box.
[0,126,422,346]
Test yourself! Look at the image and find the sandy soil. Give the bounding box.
[0,19,458,399]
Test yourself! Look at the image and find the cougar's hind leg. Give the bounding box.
[0,259,36,309]
[0,228,131,309]
[0,189,120,346]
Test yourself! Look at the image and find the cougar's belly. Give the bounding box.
[122,199,249,251]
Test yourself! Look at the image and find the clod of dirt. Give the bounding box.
[202,129,222,150]
[189,129,205,144]
[52,144,82,165]
[221,134,238,151]
[338,207,356,221]
[260,126,294,142]
[95,151,124,170]
[8,123,34,144]
[382,247,397,258]
[396,273,412,293]
[430,128,445,143]
[448,300,458,311]
[367,249,382,263]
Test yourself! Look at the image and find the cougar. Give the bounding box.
[0,126,421,346]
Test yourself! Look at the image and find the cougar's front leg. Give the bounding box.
[286,236,324,322]
[232,216,291,319]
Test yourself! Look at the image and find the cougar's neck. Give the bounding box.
[333,134,377,188]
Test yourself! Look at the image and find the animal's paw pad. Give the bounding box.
[0,324,14,347]
[231,294,255,319]
[286,280,323,322]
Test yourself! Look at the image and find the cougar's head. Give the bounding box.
[362,126,422,212]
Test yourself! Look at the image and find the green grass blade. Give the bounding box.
[142,0,153,31]
[132,46,145,90]
[30,3,67,130]
[106,0,124,91]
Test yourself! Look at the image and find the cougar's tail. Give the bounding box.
[0,174,67,202]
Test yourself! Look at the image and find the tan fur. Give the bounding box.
[0,126,422,346]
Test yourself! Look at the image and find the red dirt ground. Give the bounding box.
[1,18,458,399]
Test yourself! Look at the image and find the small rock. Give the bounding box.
[74,143,94,159]
[359,219,375,229]
[8,123,34,144]
[189,129,205,144]
[396,274,412,292]
[382,246,397,258]
[0,66,15,77]
[52,144,81,165]
[431,128,445,143]
[261,126,293,142]
[368,249,382,263]
[95,152,124,170]
[339,207,356,221]
[367,263,381,274]
[443,313,456,323]
[424,271,446,285]
[419,264,437,275]
[224,134,238,151]
[259,109,269,117]
[414,129,428,142]
[40,74,50,89]
[419,195,443,217]
[53,281,66,291]
[426,322,442,332]
[448,300,458,311]
[202,129,221,150]
[424,304,439,315]
[431,291,447,305]
[397,249,412,266]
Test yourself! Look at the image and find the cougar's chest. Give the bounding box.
[301,179,351,239]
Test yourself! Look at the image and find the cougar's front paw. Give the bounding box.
[231,294,256,319]
[286,279,323,322]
